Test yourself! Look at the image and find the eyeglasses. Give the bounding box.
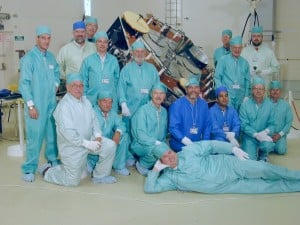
[70,84,83,89]
[252,87,265,91]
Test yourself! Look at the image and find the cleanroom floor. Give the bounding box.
[0,101,300,225]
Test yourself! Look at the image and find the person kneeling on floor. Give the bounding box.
[39,73,117,186]
[130,82,169,176]
[86,91,130,176]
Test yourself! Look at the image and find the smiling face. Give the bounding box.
[230,44,242,58]
[96,38,108,54]
[217,91,229,109]
[252,84,265,102]
[160,150,178,168]
[133,48,146,65]
[251,33,263,47]
[67,81,84,99]
[186,85,200,102]
[151,90,166,107]
[269,88,281,102]
[222,34,231,47]
[36,34,51,52]
[86,23,98,38]
[73,28,86,45]
[98,98,113,113]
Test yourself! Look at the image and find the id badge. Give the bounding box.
[49,64,54,69]
[232,84,240,89]
[102,78,109,84]
[140,88,149,94]
[190,127,198,134]
[223,126,229,132]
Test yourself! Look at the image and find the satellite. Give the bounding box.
[106,11,216,107]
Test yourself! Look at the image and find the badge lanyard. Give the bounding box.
[99,55,109,84]
[189,101,198,134]
[222,109,229,132]
[156,107,161,136]
[233,58,239,88]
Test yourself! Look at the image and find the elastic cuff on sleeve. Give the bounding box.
[27,100,34,107]
[265,129,270,134]
[94,132,102,138]
[116,129,122,135]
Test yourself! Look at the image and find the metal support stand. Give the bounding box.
[7,99,25,157]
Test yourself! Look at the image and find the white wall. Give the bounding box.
[92,0,165,32]
[0,0,299,89]
[275,0,300,82]
[182,0,274,59]
[2,0,84,53]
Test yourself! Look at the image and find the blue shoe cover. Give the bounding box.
[22,173,35,182]
[136,161,149,176]
[38,163,51,176]
[126,159,136,167]
[92,176,117,184]
[114,168,130,176]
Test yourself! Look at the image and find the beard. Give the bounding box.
[252,40,262,47]
[75,37,85,45]
[133,55,145,65]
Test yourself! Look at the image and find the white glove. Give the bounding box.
[121,102,131,117]
[262,129,270,135]
[229,138,240,147]
[255,69,262,75]
[257,69,272,76]
[232,147,249,160]
[155,140,162,146]
[225,132,235,140]
[250,69,257,76]
[153,159,169,172]
[254,130,273,142]
[82,140,101,153]
[225,132,240,147]
[181,136,193,146]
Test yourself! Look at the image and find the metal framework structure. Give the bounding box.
[165,0,182,28]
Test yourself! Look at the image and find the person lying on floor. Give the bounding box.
[144,141,300,194]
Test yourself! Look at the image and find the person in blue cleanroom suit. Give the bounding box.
[39,73,117,186]
[87,91,130,176]
[81,31,120,111]
[269,80,293,155]
[144,141,300,194]
[131,82,168,176]
[117,39,159,165]
[118,39,159,117]
[210,86,240,146]
[213,29,232,67]
[239,77,275,161]
[19,26,60,182]
[241,26,280,89]
[214,35,251,111]
[169,77,211,152]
